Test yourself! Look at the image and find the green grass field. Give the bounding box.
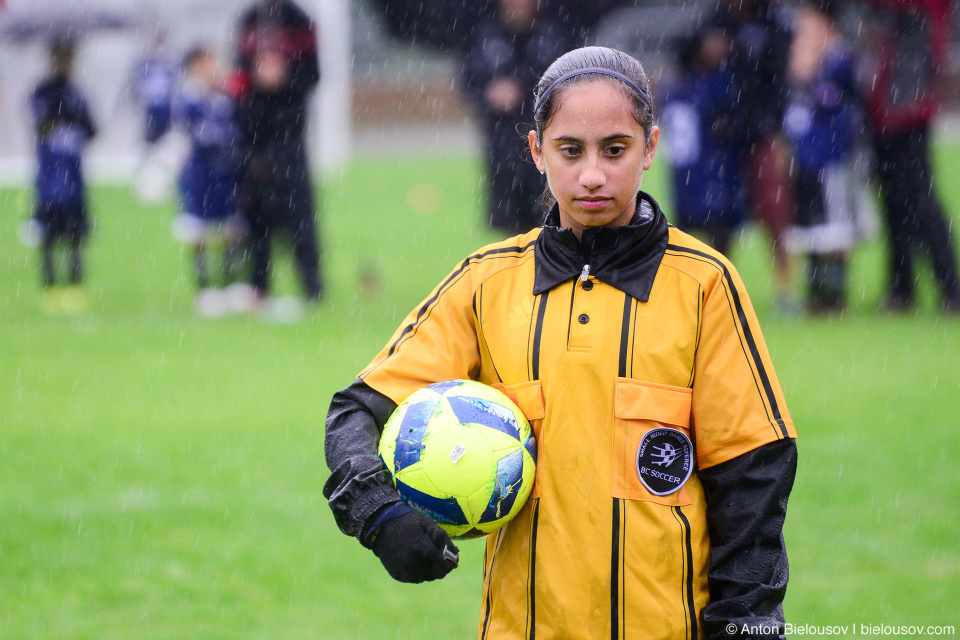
[1,146,958,639]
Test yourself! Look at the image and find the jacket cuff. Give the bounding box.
[353,483,403,543]
[361,501,414,548]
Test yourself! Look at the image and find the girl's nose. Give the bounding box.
[580,154,605,191]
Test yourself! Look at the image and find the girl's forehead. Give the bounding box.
[545,80,642,135]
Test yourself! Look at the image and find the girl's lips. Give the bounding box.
[577,197,611,211]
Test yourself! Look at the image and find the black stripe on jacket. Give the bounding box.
[665,244,789,438]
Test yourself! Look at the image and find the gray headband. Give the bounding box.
[534,67,650,115]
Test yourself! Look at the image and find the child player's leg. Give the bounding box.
[194,241,209,290]
[68,235,83,285]
[221,215,247,286]
[41,235,57,288]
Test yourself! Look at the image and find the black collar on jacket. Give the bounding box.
[533,191,669,302]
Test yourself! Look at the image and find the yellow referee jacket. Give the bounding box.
[325,192,797,640]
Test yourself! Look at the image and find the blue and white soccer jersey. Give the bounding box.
[173,81,242,244]
[782,43,865,254]
[30,78,96,240]
[135,53,177,143]
[660,70,745,232]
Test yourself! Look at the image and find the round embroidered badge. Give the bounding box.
[636,427,694,496]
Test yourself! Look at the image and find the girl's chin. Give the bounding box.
[578,208,632,227]
[559,202,635,231]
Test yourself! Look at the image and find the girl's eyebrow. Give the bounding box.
[552,134,635,143]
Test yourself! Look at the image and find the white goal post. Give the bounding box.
[314,0,352,174]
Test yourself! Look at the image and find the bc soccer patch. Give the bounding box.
[636,428,693,496]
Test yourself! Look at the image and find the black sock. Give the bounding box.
[69,240,83,285]
[195,250,209,289]
[41,239,56,287]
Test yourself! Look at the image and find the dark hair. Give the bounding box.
[674,34,702,74]
[804,0,840,20]
[49,37,76,60]
[48,37,77,78]
[532,46,655,146]
[182,46,212,71]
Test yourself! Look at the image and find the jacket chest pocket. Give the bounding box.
[612,377,694,506]
[492,380,545,499]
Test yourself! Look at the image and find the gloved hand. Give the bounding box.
[371,508,460,583]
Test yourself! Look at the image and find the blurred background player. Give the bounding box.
[782,0,867,315]
[172,46,247,318]
[134,33,176,146]
[131,33,178,203]
[29,37,97,314]
[660,27,745,257]
[462,0,571,235]
[860,0,960,314]
[710,0,798,313]
[232,0,324,305]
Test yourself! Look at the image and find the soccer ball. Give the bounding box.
[378,379,537,539]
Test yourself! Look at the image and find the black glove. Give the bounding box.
[371,509,460,583]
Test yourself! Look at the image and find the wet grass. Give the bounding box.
[1,145,958,638]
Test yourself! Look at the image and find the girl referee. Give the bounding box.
[324,47,798,640]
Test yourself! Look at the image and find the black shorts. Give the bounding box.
[36,202,88,242]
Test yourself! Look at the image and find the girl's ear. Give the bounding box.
[642,126,660,171]
[528,130,545,174]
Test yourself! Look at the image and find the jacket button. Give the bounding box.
[578,313,589,324]
[581,280,593,291]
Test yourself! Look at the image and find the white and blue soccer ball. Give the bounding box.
[378,379,537,539]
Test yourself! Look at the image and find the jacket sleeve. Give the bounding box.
[325,255,482,537]
[286,9,321,99]
[77,93,97,140]
[322,378,401,539]
[29,87,50,137]
[690,254,796,469]
[461,22,501,108]
[699,439,798,640]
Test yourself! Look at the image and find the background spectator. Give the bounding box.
[133,34,176,146]
[710,0,798,313]
[232,0,323,304]
[782,0,867,314]
[462,0,572,235]
[30,37,97,313]
[130,33,179,204]
[172,46,247,318]
[861,0,960,314]
[660,27,745,257]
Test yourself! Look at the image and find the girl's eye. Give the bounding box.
[559,146,581,157]
[606,145,626,157]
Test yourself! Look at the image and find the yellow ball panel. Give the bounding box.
[421,424,493,502]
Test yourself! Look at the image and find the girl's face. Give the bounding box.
[529,80,658,239]
[193,53,221,89]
